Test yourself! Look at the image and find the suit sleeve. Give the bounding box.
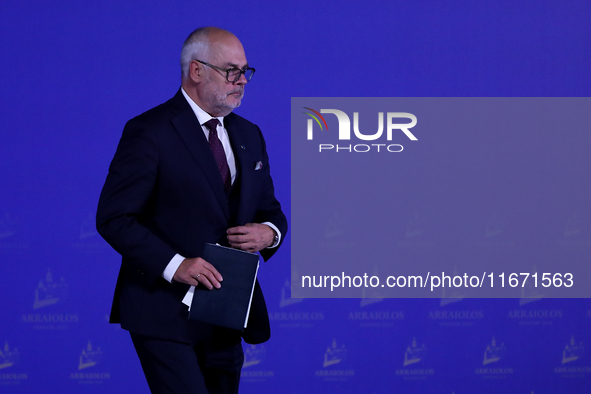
[253,125,288,262]
[96,117,177,284]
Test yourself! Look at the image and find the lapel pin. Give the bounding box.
[240,145,246,149]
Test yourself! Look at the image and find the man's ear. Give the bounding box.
[189,60,202,83]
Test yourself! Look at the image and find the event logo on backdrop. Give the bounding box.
[403,338,425,367]
[292,97,591,299]
[70,341,110,384]
[554,336,591,378]
[475,337,514,378]
[507,303,563,326]
[0,342,19,370]
[0,211,29,252]
[483,337,506,366]
[359,287,383,307]
[561,336,583,365]
[279,279,302,308]
[395,337,434,379]
[315,338,354,381]
[243,344,266,368]
[71,212,110,252]
[268,279,324,329]
[241,344,274,383]
[21,269,78,330]
[33,268,67,310]
[347,298,404,328]
[428,306,484,327]
[0,341,27,386]
[78,341,102,370]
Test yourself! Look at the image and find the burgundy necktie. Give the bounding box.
[203,118,231,191]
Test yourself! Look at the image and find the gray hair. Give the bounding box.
[180,27,211,80]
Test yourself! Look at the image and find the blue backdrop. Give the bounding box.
[1,1,590,392]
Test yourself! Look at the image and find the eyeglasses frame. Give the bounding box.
[194,59,255,83]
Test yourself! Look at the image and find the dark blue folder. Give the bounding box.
[188,243,259,331]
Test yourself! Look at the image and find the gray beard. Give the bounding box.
[213,91,243,116]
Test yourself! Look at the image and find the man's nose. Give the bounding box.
[235,71,248,85]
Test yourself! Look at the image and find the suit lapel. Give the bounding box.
[169,90,230,221]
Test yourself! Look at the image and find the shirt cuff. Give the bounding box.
[162,253,186,283]
[262,222,281,248]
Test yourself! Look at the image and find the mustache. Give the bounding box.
[228,88,244,96]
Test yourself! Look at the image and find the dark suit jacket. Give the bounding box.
[96,89,287,344]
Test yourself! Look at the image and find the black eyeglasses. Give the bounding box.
[195,60,255,83]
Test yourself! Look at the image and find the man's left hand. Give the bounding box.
[227,223,275,253]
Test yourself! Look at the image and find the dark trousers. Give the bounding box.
[130,329,243,394]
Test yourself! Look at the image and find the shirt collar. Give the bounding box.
[181,87,225,128]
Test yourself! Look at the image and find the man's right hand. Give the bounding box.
[172,257,223,290]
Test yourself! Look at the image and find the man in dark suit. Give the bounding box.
[96,27,287,394]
